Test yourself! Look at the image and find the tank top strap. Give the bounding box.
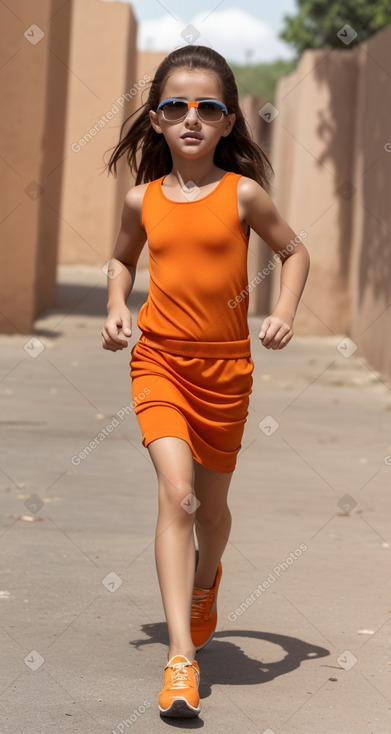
[207,172,245,225]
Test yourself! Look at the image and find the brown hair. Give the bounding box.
[105,45,273,188]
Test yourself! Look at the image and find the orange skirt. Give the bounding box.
[129,334,254,473]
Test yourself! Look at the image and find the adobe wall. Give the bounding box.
[269,46,358,336]
[349,27,391,378]
[57,0,139,265]
[269,25,391,378]
[0,0,71,333]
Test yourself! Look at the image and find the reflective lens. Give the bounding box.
[160,100,188,120]
[197,101,226,121]
[157,98,228,122]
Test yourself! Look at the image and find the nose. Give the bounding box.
[184,106,200,124]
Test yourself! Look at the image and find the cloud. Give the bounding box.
[138,8,293,64]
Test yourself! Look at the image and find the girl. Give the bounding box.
[101,45,310,718]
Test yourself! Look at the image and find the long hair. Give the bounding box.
[105,45,273,188]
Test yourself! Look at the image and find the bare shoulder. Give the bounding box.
[237,176,280,230]
[237,176,272,209]
[121,182,151,233]
[123,181,150,214]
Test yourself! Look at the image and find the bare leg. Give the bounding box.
[193,462,233,590]
[148,436,196,662]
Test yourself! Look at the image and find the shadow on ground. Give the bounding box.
[130,622,330,711]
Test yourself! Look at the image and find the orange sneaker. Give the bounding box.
[191,557,222,651]
[158,655,200,718]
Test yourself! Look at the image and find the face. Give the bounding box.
[149,68,236,160]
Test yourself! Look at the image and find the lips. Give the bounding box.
[181,132,203,140]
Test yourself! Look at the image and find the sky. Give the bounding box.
[101,0,298,64]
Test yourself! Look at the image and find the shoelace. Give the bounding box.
[191,590,215,621]
[167,661,196,689]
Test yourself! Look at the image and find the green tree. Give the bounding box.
[230,59,297,103]
[280,0,391,56]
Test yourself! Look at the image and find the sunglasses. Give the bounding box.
[156,97,228,123]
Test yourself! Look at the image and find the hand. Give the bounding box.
[259,314,293,350]
[101,307,132,352]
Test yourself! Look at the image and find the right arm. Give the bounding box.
[101,185,147,352]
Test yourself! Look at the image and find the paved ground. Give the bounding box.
[1,265,391,734]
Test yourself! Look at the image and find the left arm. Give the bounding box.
[238,177,310,349]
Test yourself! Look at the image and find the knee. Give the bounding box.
[158,478,196,518]
[195,501,231,530]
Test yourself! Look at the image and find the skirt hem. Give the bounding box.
[142,430,236,473]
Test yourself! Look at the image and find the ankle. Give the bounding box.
[194,567,217,590]
[193,582,210,592]
[168,646,196,662]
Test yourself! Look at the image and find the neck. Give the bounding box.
[168,153,221,186]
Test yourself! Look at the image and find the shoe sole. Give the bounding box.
[159,698,200,718]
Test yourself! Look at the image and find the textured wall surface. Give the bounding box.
[269,46,358,336]
[57,0,138,266]
[269,25,391,377]
[0,0,72,333]
[349,27,391,378]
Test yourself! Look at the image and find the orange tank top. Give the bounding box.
[137,171,251,342]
